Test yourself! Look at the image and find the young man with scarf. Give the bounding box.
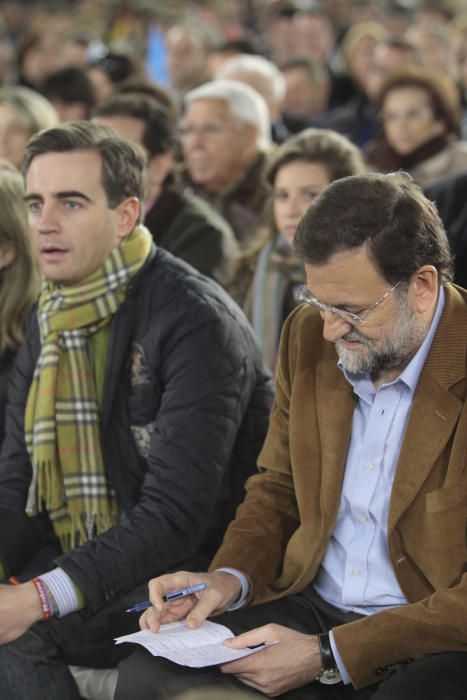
[0,121,274,699]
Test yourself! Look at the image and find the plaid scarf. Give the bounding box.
[25,225,153,552]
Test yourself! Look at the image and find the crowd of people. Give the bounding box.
[0,1,466,699]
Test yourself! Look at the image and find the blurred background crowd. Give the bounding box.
[2,0,467,378]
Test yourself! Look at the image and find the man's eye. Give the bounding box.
[27,201,42,213]
[65,201,80,210]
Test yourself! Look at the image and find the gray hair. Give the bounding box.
[184,79,271,151]
[216,54,286,105]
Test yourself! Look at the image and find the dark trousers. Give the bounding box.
[0,542,146,700]
[115,588,467,700]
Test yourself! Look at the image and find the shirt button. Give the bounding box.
[365,462,374,470]
[351,567,361,576]
[357,514,368,523]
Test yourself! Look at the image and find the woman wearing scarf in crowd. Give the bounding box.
[244,128,365,372]
[365,65,467,187]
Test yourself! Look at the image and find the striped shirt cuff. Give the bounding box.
[38,568,83,617]
[216,567,250,610]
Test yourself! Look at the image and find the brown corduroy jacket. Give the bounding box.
[210,283,467,689]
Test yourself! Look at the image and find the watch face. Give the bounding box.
[319,669,342,685]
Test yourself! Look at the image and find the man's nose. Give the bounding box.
[321,309,351,342]
[35,203,59,233]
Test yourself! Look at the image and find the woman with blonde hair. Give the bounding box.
[0,165,40,445]
[0,86,58,168]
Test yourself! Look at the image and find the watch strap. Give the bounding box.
[316,632,342,685]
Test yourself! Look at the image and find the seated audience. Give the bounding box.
[0,86,58,168]
[366,66,467,187]
[246,128,365,371]
[0,121,274,697]
[0,165,39,447]
[41,66,96,122]
[116,172,467,700]
[93,93,239,288]
[180,80,272,247]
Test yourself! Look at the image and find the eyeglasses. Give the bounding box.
[298,280,402,324]
[177,123,239,140]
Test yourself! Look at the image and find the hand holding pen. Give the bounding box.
[139,571,243,634]
[126,583,207,613]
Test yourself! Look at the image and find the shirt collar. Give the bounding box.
[339,285,445,396]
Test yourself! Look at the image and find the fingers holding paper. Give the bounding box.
[141,570,242,633]
[221,624,321,697]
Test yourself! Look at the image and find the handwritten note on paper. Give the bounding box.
[114,620,277,668]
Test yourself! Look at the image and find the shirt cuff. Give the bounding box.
[329,630,352,685]
[216,567,250,610]
[38,567,84,617]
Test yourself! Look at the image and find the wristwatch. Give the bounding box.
[315,633,342,685]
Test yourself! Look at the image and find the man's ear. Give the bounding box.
[410,265,439,313]
[116,197,142,240]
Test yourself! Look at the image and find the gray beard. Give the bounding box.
[335,296,427,376]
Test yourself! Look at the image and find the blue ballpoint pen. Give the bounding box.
[125,582,207,613]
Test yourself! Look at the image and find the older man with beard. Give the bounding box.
[116,172,467,700]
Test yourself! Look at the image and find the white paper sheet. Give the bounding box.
[114,620,277,668]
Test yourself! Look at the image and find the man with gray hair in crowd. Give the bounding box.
[180,79,272,246]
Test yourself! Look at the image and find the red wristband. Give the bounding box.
[31,577,52,620]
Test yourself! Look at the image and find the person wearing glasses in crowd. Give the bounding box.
[179,80,272,247]
[365,65,467,187]
[116,172,467,700]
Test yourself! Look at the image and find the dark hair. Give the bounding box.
[117,78,177,118]
[294,171,453,284]
[265,127,365,186]
[377,65,460,137]
[92,93,177,158]
[41,67,96,114]
[89,52,138,85]
[22,121,147,216]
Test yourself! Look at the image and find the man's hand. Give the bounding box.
[221,625,321,697]
[140,570,242,633]
[0,582,43,645]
